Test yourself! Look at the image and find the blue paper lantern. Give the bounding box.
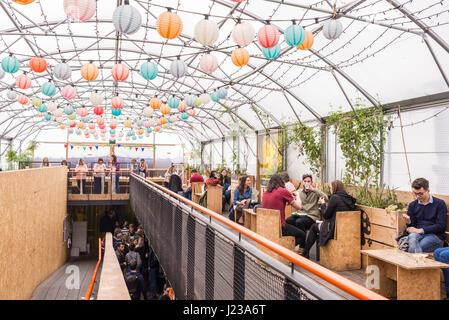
[284,24,306,47]
[170,59,186,78]
[185,95,197,107]
[168,96,180,109]
[147,128,152,133]
[41,81,57,97]
[217,87,228,99]
[38,104,47,113]
[210,91,220,103]
[1,55,20,74]
[140,61,158,80]
[132,135,137,140]
[181,112,189,120]
[44,113,52,121]
[110,129,116,134]
[112,4,142,35]
[64,105,74,115]
[81,116,91,123]
[262,44,281,60]
[127,131,132,137]
[112,108,122,116]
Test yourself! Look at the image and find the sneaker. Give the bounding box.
[295,245,304,255]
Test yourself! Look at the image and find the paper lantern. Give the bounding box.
[68,121,76,129]
[68,113,76,120]
[188,109,196,117]
[44,113,52,121]
[53,109,63,117]
[169,115,178,123]
[262,43,281,60]
[47,101,57,112]
[37,104,47,113]
[167,96,180,109]
[77,107,88,117]
[63,0,96,22]
[41,81,57,97]
[81,62,99,81]
[2,55,20,74]
[60,124,66,130]
[231,0,246,2]
[112,3,142,35]
[64,105,74,115]
[210,91,220,103]
[140,61,158,80]
[157,11,182,39]
[194,98,201,107]
[232,22,255,47]
[29,57,47,73]
[90,92,103,106]
[6,90,17,100]
[16,74,31,89]
[297,31,314,50]
[160,104,170,115]
[154,126,161,132]
[231,48,249,67]
[111,96,124,109]
[200,54,218,74]
[159,117,168,125]
[0,68,4,80]
[32,97,42,107]
[257,24,280,48]
[185,95,197,107]
[112,63,129,81]
[143,107,153,117]
[284,24,306,47]
[194,19,219,46]
[150,97,162,110]
[37,112,44,118]
[199,93,210,105]
[112,108,122,116]
[124,119,132,128]
[88,122,95,130]
[98,124,106,130]
[323,19,343,40]
[68,128,74,134]
[97,117,105,126]
[62,85,77,100]
[181,112,189,120]
[218,87,228,99]
[53,62,71,80]
[18,94,29,105]
[170,59,186,78]
[12,0,35,4]
[177,101,187,112]
[77,121,86,129]
[93,106,104,116]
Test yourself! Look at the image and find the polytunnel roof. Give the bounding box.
[0,0,448,144]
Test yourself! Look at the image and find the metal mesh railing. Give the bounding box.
[129,174,347,300]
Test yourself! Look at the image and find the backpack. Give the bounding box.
[124,273,139,299]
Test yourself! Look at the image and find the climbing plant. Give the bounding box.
[326,100,388,188]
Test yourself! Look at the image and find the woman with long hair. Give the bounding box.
[229,176,253,224]
[219,169,232,209]
[93,157,107,194]
[111,155,120,194]
[75,158,88,194]
[204,170,220,190]
[40,157,50,168]
[261,174,304,252]
[164,164,176,187]
[302,180,356,259]
[139,159,148,178]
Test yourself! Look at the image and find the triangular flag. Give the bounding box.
[77,146,80,150]
[64,144,67,148]
[83,147,86,150]
[135,147,138,151]
[141,148,144,152]
[89,146,92,150]
[118,144,121,148]
[95,146,99,150]
[71,146,74,150]
[129,147,132,150]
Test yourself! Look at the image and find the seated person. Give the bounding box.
[168,172,183,194]
[229,175,253,223]
[204,171,220,190]
[285,174,327,251]
[261,174,304,253]
[434,247,449,300]
[281,172,297,196]
[401,177,447,253]
[182,169,204,200]
[219,169,232,209]
[302,180,356,259]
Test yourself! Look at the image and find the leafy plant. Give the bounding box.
[352,184,407,210]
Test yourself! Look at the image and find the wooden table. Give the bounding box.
[361,249,449,300]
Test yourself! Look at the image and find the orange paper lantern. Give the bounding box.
[159,116,168,125]
[150,97,162,110]
[81,62,99,81]
[160,104,170,115]
[12,0,35,4]
[297,31,314,50]
[29,57,47,73]
[231,48,250,67]
[156,11,183,39]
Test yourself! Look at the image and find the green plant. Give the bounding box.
[353,184,407,210]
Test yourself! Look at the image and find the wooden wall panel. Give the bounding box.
[0,167,68,300]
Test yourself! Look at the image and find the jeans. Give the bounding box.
[115,174,120,193]
[183,188,192,200]
[407,232,444,253]
[433,247,449,293]
[77,179,86,194]
[94,177,102,194]
[282,223,307,247]
[222,183,231,208]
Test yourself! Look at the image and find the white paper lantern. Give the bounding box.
[0,68,5,80]
[194,19,219,46]
[322,19,343,40]
[47,101,57,112]
[53,62,72,80]
[143,107,153,117]
[232,22,255,47]
[170,59,186,78]
[63,0,96,22]
[185,95,197,107]
[112,4,142,35]
[90,92,103,106]
[53,109,63,117]
[199,93,210,105]
[6,90,16,100]
[200,54,218,74]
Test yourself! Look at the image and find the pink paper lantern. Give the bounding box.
[111,96,124,109]
[62,85,77,100]
[188,109,196,117]
[144,121,151,128]
[17,94,29,105]
[101,128,107,134]
[47,101,57,112]
[97,117,105,126]
[16,74,31,89]
[111,63,129,82]
[53,109,63,117]
[88,122,95,130]
[63,0,96,22]
[77,107,88,117]
[200,54,218,74]
[177,101,187,112]
[258,24,280,48]
[98,124,106,130]
[169,115,178,123]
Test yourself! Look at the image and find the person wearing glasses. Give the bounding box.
[401,178,447,253]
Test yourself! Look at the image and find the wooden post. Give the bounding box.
[153,134,156,171]
[256,131,261,202]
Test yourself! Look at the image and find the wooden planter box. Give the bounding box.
[357,204,407,268]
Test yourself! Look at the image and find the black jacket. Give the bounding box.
[168,174,183,193]
[319,190,356,247]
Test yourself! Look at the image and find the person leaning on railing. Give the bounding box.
[302,180,356,259]
[93,158,107,194]
[40,157,50,168]
[74,159,88,194]
[261,174,304,253]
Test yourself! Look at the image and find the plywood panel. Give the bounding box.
[366,224,401,247]
[358,205,406,231]
[0,167,68,299]
[207,186,222,214]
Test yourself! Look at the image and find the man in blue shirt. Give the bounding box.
[402,178,447,253]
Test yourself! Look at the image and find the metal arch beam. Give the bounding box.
[422,35,449,88]
[386,0,449,54]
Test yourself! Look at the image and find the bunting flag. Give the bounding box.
[95,146,99,150]
[129,146,132,150]
[71,146,74,150]
[83,147,86,150]
[64,144,67,148]
[135,147,138,151]
[89,146,92,150]
[118,144,121,148]
[141,148,144,152]
[76,146,80,150]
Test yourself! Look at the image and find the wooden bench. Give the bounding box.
[320,211,361,271]
[243,208,257,231]
[254,208,295,266]
[361,249,449,300]
[191,182,204,204]
[206,185,222,214]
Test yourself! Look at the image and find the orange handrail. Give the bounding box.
[84,238,103,300]
[132,173,387,301]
